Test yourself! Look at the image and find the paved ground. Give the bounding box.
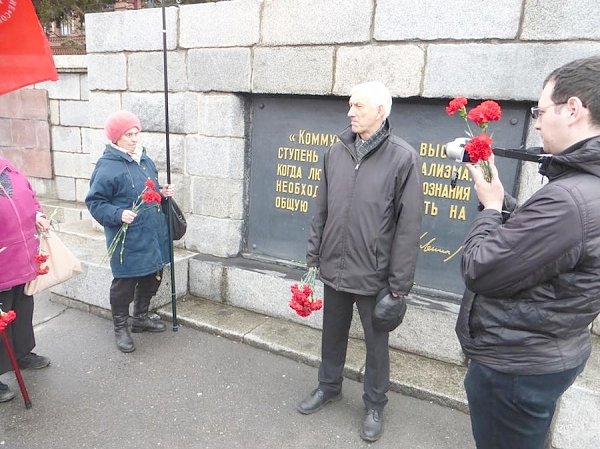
[0,294,475,449]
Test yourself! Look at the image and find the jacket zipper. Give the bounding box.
[334,141,364,290]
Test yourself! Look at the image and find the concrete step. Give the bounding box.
[156,295,469,413]
[188,255,468,366]
[38,197,92,225]
[53,218,105,244]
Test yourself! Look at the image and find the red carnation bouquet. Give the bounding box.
[33,251,49,275]
[289,267,323,317]
[105,179,163,264]
[445,97,502,182]
[32,210,57,277]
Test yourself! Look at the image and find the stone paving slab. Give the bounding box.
[32,293,68,327]
[163,296,269,342]
[158,296,468,411]
[389,350,467,413]
[244,317,367,384]
[2,293,477,449]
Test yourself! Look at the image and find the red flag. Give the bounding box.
[0,0,58,95]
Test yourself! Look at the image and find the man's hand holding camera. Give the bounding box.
[465,155,504,212]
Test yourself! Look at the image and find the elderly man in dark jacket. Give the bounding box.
[296,81,423,442]
[457,57,600,449]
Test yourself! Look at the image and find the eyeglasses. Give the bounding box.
[530,103,566,120]
[123,131,140,139]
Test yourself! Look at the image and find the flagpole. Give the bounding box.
[161,1,178,331]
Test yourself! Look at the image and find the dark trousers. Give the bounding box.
[464,360,585,449]
[0,285,35,375]
[109,273,162,315]
[318,285,390,411]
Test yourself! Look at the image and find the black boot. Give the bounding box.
[131,296,166,333]
[112,313,135,353]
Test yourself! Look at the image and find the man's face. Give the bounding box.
[534,81,570,154]
[347,88,384,140]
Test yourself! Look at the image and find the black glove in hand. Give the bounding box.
[372,288,407,332]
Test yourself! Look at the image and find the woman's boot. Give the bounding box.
[131,296,166,333]
[112,311,135,353]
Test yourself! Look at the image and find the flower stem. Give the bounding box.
[119,225,128,264]
[480,160,493,183]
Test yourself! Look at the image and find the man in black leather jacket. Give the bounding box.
[457,57,600,449]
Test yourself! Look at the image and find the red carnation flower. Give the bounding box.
[0,310,17,331]
[34,254,49,264]
[467,106,487,126]
[446,97,468,116]
[288,268,323,318]
[0,310,17,327]
[479,100,502,121]
[464,134,493,163]
[142,190,162,205]
[145,179,156,190]
[467,101,502,126]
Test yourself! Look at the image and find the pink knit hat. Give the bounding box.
[104,111,142,143]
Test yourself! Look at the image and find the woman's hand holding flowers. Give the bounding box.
[106,179,163,264]
[35,213,50,231]
[121,209,137,224]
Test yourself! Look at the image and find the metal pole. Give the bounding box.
[161,2,178,331]
[2,330,32,408]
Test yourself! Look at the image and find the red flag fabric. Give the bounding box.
[0,0,58,95]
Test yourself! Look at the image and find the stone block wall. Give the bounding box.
[0,89,52,178]
[79,0,600,262]
[31,55,90,202]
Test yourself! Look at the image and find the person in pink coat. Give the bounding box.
[0,157,51,403]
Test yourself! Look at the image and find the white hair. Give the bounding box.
[350,81,392,119]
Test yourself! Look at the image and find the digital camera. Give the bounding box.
[445,137,471,162]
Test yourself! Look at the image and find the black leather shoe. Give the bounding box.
[17,352,51,370]
[296,388,342,415]
[360,409,384,442]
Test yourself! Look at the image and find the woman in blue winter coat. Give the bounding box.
[86,111,175,353]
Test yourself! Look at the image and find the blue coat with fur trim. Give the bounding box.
[86,145,169,278]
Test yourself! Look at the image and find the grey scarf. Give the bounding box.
[354,121,388,162]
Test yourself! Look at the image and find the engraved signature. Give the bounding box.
[419,232,463,262]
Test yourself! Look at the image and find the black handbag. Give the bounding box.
[162,198,187,240]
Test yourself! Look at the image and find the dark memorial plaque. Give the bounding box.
[248,95,529,298]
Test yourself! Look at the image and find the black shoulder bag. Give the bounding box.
[162,198,187,240]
